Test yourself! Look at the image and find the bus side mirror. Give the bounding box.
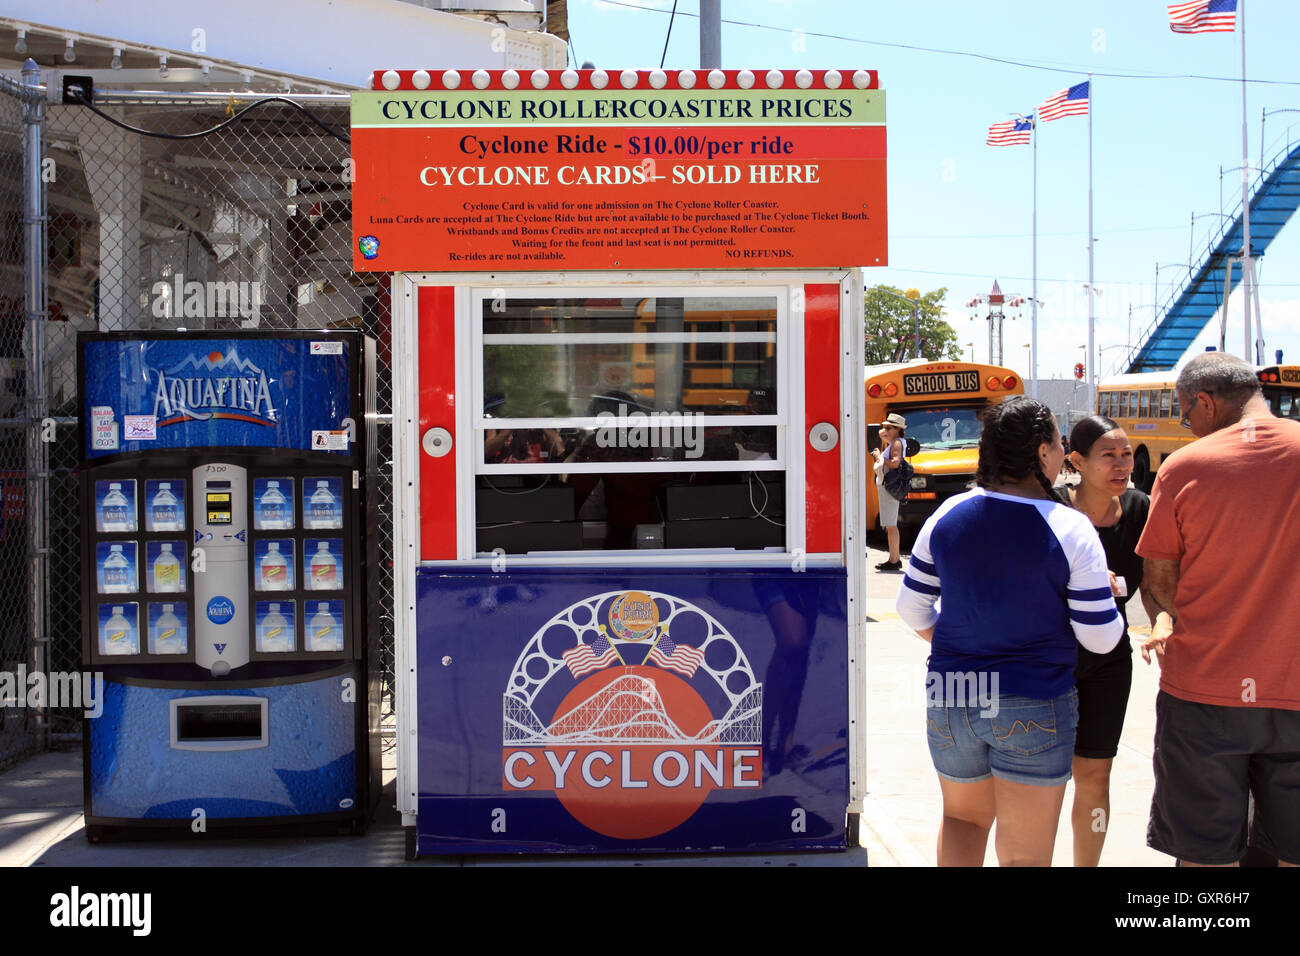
[905,437,920,457]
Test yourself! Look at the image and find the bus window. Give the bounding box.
[1170,391,1180,420]
[1118,392,1128,417]
[904,406,984,449]
[1128,390,1139,417]
[1160,389,1171,418]
[1139,391,1150,417]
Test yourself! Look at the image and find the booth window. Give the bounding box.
[474,293,785,554]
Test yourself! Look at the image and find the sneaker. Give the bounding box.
[874,560,902,572]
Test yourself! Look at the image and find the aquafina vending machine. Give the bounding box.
[78,330,381,838]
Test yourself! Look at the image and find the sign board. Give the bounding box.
[351,69,887,272]
[414,565,848,853]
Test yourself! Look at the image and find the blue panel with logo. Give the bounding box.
[87,671,358,820]
[414,565,849,854]
[82,337,353,458]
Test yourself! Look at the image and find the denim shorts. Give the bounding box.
[926,688,1079,786]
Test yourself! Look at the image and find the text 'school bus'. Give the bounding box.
[864,360,1023,531]
[1098,364,1300,491]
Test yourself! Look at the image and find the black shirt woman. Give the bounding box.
[1057,415,1161,866]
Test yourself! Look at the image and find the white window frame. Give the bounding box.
[458,280,803,561]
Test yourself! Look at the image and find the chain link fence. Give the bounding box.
[0,74,39,767]
[1,79,397,762]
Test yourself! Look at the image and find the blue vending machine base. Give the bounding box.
[86,665,364,835]
[414,565,849,855]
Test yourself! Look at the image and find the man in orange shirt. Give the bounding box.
[1137,352,1300,867]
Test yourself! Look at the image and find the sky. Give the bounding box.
[565,0,1300,386]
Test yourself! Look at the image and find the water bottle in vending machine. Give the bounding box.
[258,480,291,529]
[101,483,131,531]
[306,480,338,529]
[102,544,131,592]
[101,606,138,655]
[153,604,186,654]
[153,543,182,592]
[308,603,341,652]
[260,542,290,590]
[150,482,183,530]
[308,541,338,590]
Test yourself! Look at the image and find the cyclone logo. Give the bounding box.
[502,589,763,840]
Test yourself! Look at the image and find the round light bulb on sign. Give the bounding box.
[824,69,842,89]
[620,69,639,89]
[707,69,726,89]
[531,69,549,89]
[439,70,458,90]
[736,69,755,89]
[852,69,872,89]
[501,69,520,89]
[560,69,580,89]
[649,69,667,89]
[678,69,697,89]
[472,69,490,89]
[411,70,431,89]
[381,70,400,90]
[795,69,813,89]
[765,69,784,88]
[590,69,609,89]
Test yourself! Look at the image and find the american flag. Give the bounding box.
[986,116,1034,147]
[1038,81,1090,122]
[1168,0,1237,33]
[647,632,705,678]
[562,632,620,678]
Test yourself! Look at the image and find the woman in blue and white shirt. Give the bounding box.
[896,397,1123,866]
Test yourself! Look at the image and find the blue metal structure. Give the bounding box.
[1127,138,1300,372]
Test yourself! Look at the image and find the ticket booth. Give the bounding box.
[352,67,886,856]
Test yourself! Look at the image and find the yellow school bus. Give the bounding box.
[1099,364,1300,490]
[865,359,1024,531]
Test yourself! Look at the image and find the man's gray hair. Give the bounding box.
[1176,352,1260,406]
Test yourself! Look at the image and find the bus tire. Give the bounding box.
[1133,448,1153,493]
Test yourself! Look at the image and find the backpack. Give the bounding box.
[882,441,914,502]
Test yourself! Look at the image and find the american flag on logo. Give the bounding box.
[1168,0,1237,33]
[562,632,620,678]
[1038,81,1090,122]
[647,632,705,678]
[986,116,1034,147]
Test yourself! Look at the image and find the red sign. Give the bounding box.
[351,69,887,272]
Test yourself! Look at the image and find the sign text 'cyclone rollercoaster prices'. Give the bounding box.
[350,71,887,272]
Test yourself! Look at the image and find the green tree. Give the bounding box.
[864,285,963,365]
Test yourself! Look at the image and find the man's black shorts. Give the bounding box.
[1149,691,1300,865]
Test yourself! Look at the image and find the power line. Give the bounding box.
[597,0,1300,87]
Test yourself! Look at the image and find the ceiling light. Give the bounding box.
[14,29,27,56]
[158,54,169,77]
[110,46,123,70]
[63,37,76,63]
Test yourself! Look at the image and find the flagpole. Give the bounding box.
[1240,0,1253,362]
[1087,74,1095,403]
[1032,114,1038,399]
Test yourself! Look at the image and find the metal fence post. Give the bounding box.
[22,58,49,750]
